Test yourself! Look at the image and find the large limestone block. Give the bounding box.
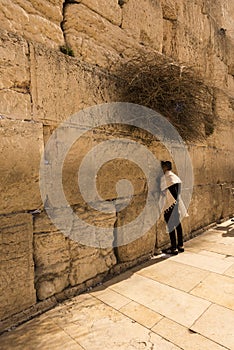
[0,31,32,119]
[63,3,142,68]
[121,0,163,51]
[188,185,217,231]
[0,90,31,120]
[69,243,116,285]
[188,145,206,186]
[0,30,29,90]
[30,43,118,123]
[34,231,70,300]
[114,194,156,262]
[0,214,36,320]
[116,227,156,262]
[0,0,64,47]
[77,0,122,25]
[0,118,44,214]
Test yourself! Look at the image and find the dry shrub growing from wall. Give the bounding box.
[114,54,215,141]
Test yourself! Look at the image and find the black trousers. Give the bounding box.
[164,203,183,249]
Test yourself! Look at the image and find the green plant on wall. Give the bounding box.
[60,45,75,57]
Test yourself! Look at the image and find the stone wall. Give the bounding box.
[0,0,233,328]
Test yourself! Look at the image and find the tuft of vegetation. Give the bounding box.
[60,45,75,57]
[114,54,215,141]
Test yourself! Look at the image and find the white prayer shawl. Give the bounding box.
[160,170,188,218]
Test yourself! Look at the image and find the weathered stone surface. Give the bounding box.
[76,0,122,25]
[121,0,163,51]
[30,43,118,123]
[69,238,117,286]
[187,184,228,231]
[63,3,142,68]
[115,227,156,262]
[0,118,44,214]
[161,0,178,20]
[115,193,156,262]
[0,30,29,90]
[0,90,31,120]
[0,30,32,119]
[0,0,64,47]
[0,214,36,320]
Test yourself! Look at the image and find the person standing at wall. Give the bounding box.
[160,161,186,255]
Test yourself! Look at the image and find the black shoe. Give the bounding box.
[178,246,185,252]
[162,248,178,255]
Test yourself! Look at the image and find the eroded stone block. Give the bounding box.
[0,0,64,47]
[0,118,44,214]
[121,0,163,51]
[0,214,36,320]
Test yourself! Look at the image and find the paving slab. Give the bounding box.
[108,273,211,328]
[137,259,209,292]
[190,304,234,349]
[190,272,234,310]
[48,294,180,350]
[119,301,163,328]
[91,288,131,310]
[170,251,234,274]
[224,263,234,277]
[152,317,227,350]
[0,223,233,349]
[0,316,81,350]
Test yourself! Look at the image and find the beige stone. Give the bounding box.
[0,91,31,120]
[0,30,29,90]
[161,0,178,20]
[224,264,234,278]
[69,249,116,286]
[0,118,44,214]
[0,214,36,320]
[191,304,234,349]
[63,3,142,68]
[34,231,70,300]
[0,316,81,350]
[30,43,118,123]
[171,251,234,274]
[190,272,234,310]
[53,295,179,350]
[92,288,131,310]
[120,301,163,328]
[77,0,122,25]
[115,219,156,263]
[137,259,209,292]
[152,317,227,350]
[0,0,64,47]
[33,211,58,234]
[109,273,211,327]
[121,0,163,51]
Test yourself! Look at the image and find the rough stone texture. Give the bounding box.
[34,231,70,300]
[0,0,64,47]
[33,210,117,300]
[63,3,143,69]
[0,118,44,214]
[76,0,122,26]
[0,214,36,320]
[0,30,31,119]
[115,194,156,262]
[29,43,119,124]
[0,0,234,325]
[69,243,116,286]
[121,0,163,51]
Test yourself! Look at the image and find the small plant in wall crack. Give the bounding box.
[60,45,75,57]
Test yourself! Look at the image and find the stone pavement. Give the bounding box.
[1,223,234,350]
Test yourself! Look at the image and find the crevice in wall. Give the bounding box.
[113,209,120,263]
